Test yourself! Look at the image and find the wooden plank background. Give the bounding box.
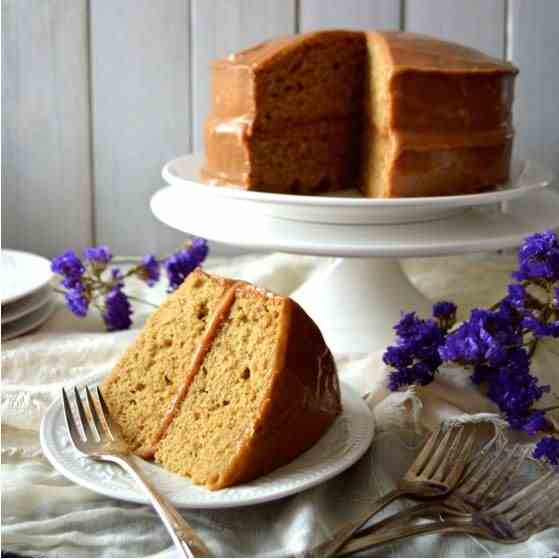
[3,0,558,258]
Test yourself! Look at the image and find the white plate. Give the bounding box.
[2,299,55,341]
[1,249,53,304]
[162,155,553,225]
[2,285,53,324]
[40,376,374,509]
[152,186,559,258]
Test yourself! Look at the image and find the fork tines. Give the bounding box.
[412,423,476,484]
[61,386,114,448]
[484,468,559,538]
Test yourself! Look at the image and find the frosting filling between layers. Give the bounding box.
[148,283,242,454]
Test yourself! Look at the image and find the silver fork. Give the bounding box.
[304,423,476,557]
[62,385,212,558]
[342,469,559,555]
[342,441,531,544]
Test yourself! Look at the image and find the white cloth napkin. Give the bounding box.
[2,253,558,558]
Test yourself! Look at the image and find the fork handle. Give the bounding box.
[111,454,212,558]
[339,520,490,555]
[303,488,403,557]
[355,501,472,539]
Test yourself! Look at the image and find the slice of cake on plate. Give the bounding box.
[102,268,341,490]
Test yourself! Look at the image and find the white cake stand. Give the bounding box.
[153,155,558,354]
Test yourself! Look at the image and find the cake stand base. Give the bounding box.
[291,257,432,354]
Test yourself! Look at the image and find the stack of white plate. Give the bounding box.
[2,250,56,342]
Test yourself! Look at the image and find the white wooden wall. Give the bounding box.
[3,0,559,258]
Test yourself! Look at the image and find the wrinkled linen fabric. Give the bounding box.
[2,253,558,558]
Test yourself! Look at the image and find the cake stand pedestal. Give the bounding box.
[290,257,431,353]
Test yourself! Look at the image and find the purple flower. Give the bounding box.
[484,347,550,426]
[65,286,89,317]
[433,301,457,320]
[165,238,209,291]
[508,410,550,436]
[513,230,559,283]
[506,284,526,308]
[189,238,209,265]
[83,245,112,266]
[388,361,436,391]
[523,315,559,338]
[51,250,85,289]
[533,436,559,466]
[385,312,445,391]
[165,251,195,291]
[139,255,160,286]
[102,284,132,331]
[439,307,522,367]
[383,346,413,369]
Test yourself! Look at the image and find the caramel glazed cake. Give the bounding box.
[202,30,518,197]
[102,269,341,490]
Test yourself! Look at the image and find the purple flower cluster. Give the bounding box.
[52,250,90,316]
[512,230,559,282]
[533,436,559,466]
[165,238,209,291]
[103,271,132,331]
[84,245,112,266]
[384,311,446,390]
[385,230,559,467]
[51,250,85,289]
[51,238,209,331]
[440,305,523,367]
[139,255,160,286]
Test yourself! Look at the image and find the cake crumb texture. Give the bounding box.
[101,269,233,457]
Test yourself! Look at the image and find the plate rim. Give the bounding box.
[151,187,559,258]
[162,154,553,209]
[40,377,375,509]
[2,299,55,341]
[1,249,54,305]
[2,285,53,324]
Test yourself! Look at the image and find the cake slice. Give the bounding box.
[102,269,341,489]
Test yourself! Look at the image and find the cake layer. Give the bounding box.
[155,283,340,489]
[202,118,360,193]
[362,128,513,198]
[101,270,234,457]
[209,30,366,132]
[366,32,517,134]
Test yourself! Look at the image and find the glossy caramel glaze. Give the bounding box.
[202,30,518,197]
[214,295,341,488]
[208,30,363,127]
